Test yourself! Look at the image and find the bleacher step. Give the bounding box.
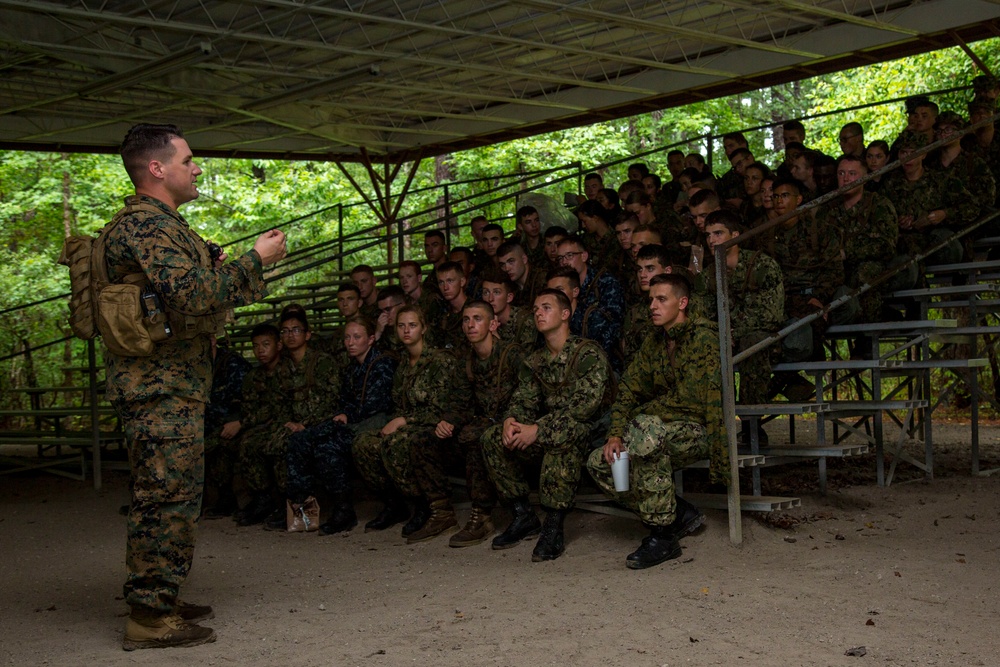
[737,402,829,416]
[825,399,928,413]
[686,454,765,469]
[750,444,869,458]
[826,319,957,336]
[683,493,801,512]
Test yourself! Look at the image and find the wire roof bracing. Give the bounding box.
[1,0,999,162]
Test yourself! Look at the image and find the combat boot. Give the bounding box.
[233,495,274,527]
[319,493,357,536]
[531,507,569,562]
[400,497,432,539]
[364,495,408,532]
[263,506,287,531]
[405,498,458,544]
[671,495,706,540]
[491,497,541,550]
[625,525,682,570]
[175,600,214,622]
[122,613,216,651]
[449,506,495,548]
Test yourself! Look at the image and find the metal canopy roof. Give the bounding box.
[1,0,999,163]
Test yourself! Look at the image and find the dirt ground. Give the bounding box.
[2,420,1000,667]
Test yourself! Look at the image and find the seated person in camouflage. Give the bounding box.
[789,150,820,202]
[839,122,866,158]
[310,283,361,362]
[629,224,663,261]
[399,259,446,328]
[350,264,381,322]
[882,130,978,269]
[479,225,505,272]
[483,289,612,562]
[903,97,938,145]
[929,111,996,221]
[542,225,570,270]
[481,271,538,349]
[546,266,581,328]
[614,214,643,304]
[966,99,1000,211]
[701,211,784,443]
[556,236,625,373]
[202,337,252,518]
[739,162,772,242]
[352,306,469,542]
[374,285,409,361]
[623,244,672,366]
[721,147,754,208]
[815,155,898,326]
[244,310,341,529]
[587,274,728,570]
[498,239,548,309]
[429,260,470,356]
[577,199,622,279]
[422,230,449,298]
[233,324,291,526]
[449,246,481,301]
[285,316,396,536]
[515,206,546,268]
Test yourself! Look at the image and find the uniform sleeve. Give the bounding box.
[507,358,543,424]
[534,343,610,444]
[355,355,397,421]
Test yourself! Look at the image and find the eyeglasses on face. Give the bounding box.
[279,327,305,336]
[557,251,582,262]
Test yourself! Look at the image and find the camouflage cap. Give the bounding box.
[894,130,928,151]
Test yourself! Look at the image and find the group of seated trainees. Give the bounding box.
[199,78,998,570]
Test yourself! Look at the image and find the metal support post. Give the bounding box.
[87,339,102,491]
[715,246,742,546]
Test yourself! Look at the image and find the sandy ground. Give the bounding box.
[2,421,1000,667]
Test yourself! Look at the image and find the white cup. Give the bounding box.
[611,451,630,492]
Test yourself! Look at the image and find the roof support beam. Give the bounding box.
[770,1,920,36]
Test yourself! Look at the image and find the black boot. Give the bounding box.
[626,525,682,570]
[670,495,705,540]
[234,495,274,527]
[364,495,408,532]
[491,497,541,550]
[263,506,287,531]
[319,494,358,536]
[531,507,569,562]
[400,497,431,538]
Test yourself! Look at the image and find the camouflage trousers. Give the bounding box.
[286,413,388,503]
[481,417,592,510]
[735,330,773,406]
[846,261,885,324]
[586,416,707,526]
[238,421,290,496]
[113,394,204,616]
[352,423,427,498]
[204,428,238,503]
[408,417,498,508]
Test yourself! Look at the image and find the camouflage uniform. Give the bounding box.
[717,168,745,204]
[519,233,548,272]
[703,249,785,405]
[104,195,267,616]
[930,151,996,220]
[586,318,729,526]
[352,347,467,500]
[573,266,626,374]
[497,305,540,349]
[203,344,252,505]
[286,347,396,503]
[236,361,291,501]
[582,230,625,284]
[240,347,339,496]
[360,301,381,325]
[482,336,611,509]
[623,299,654,368]
[511,264,549,309]
[429,306,471,359]
[376,328,407,363]
[881,168,978,262]
[816,192,898,323]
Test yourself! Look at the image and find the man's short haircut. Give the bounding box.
[280,302,308,322]
[649,273,691,301]
[688,189,720,210]
[782,119,806,134]
[482,223,504,236]
[395,304,426,327]
[906,96,938,115]
[337,283,361,296]
[784,141,806,153]
[643,173,662,190]
[251,322,280,342]
[772,176,804,196]
[704,209,742,234]
[536,287,572,313]
[614,212,640,229]
[841,121,864,136]
[722,131,748,145]
[120,123,184,187]
[515,205,538,224]
[470,214,488,225]
[728,147,752,162]
[686,153,706,167]
[745,161,772,179]
[557,235,586,253]
[814,153,836,170]
[795,149,819,168]
[546,265,581,291]
[836,153,867,170]
[350,263,375,277]
[437,260,465,277]
[678,167,702,182]
[544,225,570,240]
[496,239,526,260]
[424,229,446,242]
[599,188,620,208]
[398,259,422,275]
[627,162,650,177]
[635,243,671,267]
[480,271,517,293]
[632,223,663,241]
[279,309,310,330]
[623,190,653,208]
[578,198,612,221]
[377,285,406,303]
[667,149,684,158]
[584,172,603,183]
[449,246,475,265]
[617,179,645,200]
[463,299,496,319]
[345,315,377,337]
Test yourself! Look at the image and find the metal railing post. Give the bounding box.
[87,339,102,491]
[715,246,742,546]
[337,204,344,273]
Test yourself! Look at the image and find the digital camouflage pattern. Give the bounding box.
[237,361,292,495]
[930,151,997,222]
[496,305,539,349]
[587,415,707,525]
[572,267,625,373]
[352,347,467,499]
[286,347,396,503]
[622,299,654,367]
[103,194,268,616]
[511,264,549,309]
[482,336,610,509]
[203,344,252,503]
[881,167,979,257]
[429,306,471,359]
[770,210,844,308]
[609,318,729,486]
[816,191,898,323]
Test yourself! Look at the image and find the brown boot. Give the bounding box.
[122,614,216,651]
[449,507,495,548]
[405,499,457,544]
